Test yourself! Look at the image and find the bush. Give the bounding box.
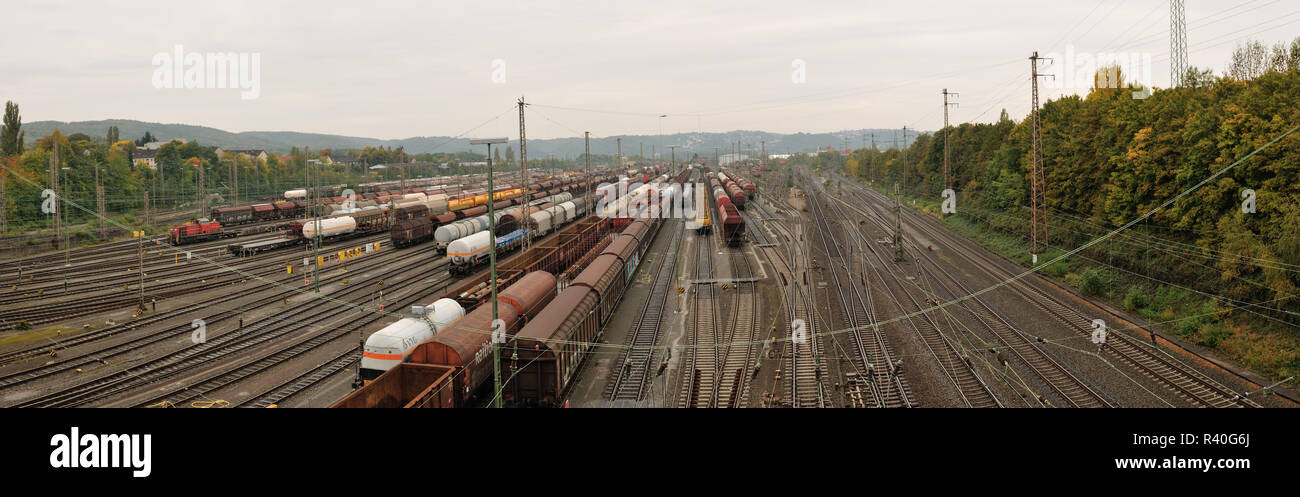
[1078,268,1107,297]
[1123,285,1148,311]
[1199,325,1233,347]
[71,229,98,245]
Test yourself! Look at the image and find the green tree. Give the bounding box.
[1,101,22,156]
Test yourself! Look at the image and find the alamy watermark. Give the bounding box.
[152,45,261,100]
[1043,45,1152,99]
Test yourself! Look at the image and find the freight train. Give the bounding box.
[395,270,561,403]
[508,217,661,406]
[226,207,394,256]
[446,229,531,276]
[360,298,466,380]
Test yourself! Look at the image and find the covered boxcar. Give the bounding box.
[391,217,435,248]
[718,202,745,246]
[508,286,601,406]
[211,205,254,225]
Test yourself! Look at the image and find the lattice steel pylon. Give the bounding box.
[1029,52,1051,257]
[518,96,529,248]
[942,89,959,191]
[1170,0,1188,87]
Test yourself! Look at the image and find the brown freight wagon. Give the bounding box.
[391,217,434,248]
[458,205,487,220]
[353,209,390,234]
[211,205,254,225]
[407,271,556,405]
[570,253,627,323]
[273,201,301,218]
[395,203,429,221]
[331,363,460,408]
[510,286,601,407]
[434,212,457,225]
[251,204,277,221]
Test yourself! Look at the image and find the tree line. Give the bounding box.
[803,39,1300,380]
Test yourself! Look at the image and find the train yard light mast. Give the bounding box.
[472,137,509,408]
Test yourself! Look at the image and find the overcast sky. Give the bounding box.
[3,0,1296,140]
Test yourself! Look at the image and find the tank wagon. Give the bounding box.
[446,229,531,276]
[398,271,559,404]
[360,298,466,380]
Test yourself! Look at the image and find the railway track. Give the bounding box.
[846,181,1258,408]
[0,234,387,330]
[761,206,827,408]
[680,228,722,408]
[713,239,758,408]
[0,214,298,278]
[10,248,444,408]
[604,220,681,403]
[808,191,918,407]
[743,201,820,408]
[237,348,359,408]
[134,273,446,409]
[0,241,421,395]
[833,189,1110,407]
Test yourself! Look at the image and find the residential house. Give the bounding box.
[131,148,157,169]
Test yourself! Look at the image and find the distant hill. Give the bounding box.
[22,119,922,157]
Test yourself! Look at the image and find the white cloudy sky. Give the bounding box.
[3,0,1296,139]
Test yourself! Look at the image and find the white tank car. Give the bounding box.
[301,216,356,239]
[446,230,491,264]
[285,189,307,199]
[360,298,466,378]
[718,172,731,183]
[435,219,477,245]
[529,210,554,235]
[402,192,427,203]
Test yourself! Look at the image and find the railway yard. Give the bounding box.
[0,164,1295,408]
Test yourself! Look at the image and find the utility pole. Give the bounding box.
[900,126,909,194]
[639,142,643,164]
[312,159,321,293]
[1170,0,1188,87]
[667,145,680,175]
[1,172,6,233]
[713,147,720,170]
[471,137,508,408]
[616,137,622,167]
[137,230,145,310]
[50,138,60,250]
[197,161,205,219]
[942,89,959,193]
[1029,52,1052,260]
[893,182,904,262]
[144,190,151,227]
[584,132,591,212]
[869,134,876,185]
[518,96,529,248]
